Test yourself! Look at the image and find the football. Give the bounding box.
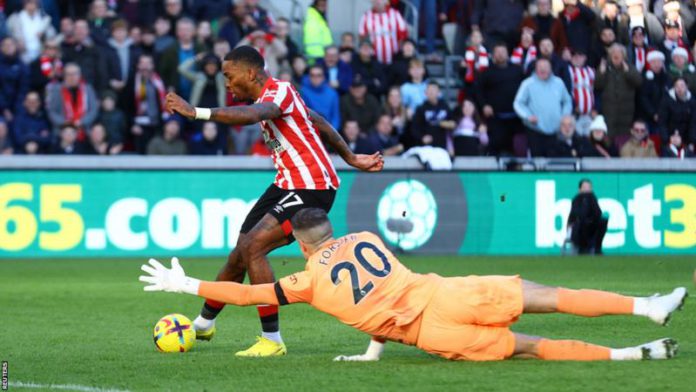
[153,314,196,353]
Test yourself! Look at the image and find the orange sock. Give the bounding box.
[557,288,633,317]
[538,339,611,361]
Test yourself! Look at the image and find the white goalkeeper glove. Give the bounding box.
[333,339,384,362]
[139,257,200,295]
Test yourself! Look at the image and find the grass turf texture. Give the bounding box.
[1,256,694,392]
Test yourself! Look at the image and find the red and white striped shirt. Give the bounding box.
[359,7,408,64]
[256,77,340,191]
[568,65,595,115]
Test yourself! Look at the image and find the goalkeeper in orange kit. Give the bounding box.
[139,208,687,361]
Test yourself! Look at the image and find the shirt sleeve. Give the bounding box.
[259,82,292,115]
[275,271,313,305]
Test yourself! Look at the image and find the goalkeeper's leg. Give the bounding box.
[512,333,678,361]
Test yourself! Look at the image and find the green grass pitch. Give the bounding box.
[2,255,695,392]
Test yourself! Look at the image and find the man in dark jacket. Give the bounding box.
[0,37,28,121]
[351,40,386,99]
[658,77,696,149]
[12,91,51,154]
[639,50,672,132]
[474,43,524,155]
[551,0,595,56]
[550,115,589,157]
[567,179,607,255]
[471,0,525,50]
[340,77,382,132]
[411,81,451,149]
[61,19,109,94]
[157,18,206,98]
[316,45,353,95]
[595,43,642,137]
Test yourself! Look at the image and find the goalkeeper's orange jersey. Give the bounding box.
[274,232,442,344]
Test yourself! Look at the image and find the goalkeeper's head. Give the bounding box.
[291,208,334,259]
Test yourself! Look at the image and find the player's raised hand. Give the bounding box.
[165,92,196,119]
[351,152,384,172]
[139,257,200,295]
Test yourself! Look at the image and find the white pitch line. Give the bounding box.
[9,381,130,392]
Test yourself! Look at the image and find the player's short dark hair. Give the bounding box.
[224,45,265,70]
[291,208,329,233]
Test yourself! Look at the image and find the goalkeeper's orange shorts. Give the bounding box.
[415,275,523,361]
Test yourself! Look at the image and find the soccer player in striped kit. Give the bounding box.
[164,45,384,357]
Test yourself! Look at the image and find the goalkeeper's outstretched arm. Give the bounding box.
[139,258,282,306]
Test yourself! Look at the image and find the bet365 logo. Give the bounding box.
[536,180,696,250]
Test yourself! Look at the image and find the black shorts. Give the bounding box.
[240,184,336,242]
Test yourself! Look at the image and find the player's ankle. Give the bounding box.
[610,347,642,361]
[194,315,215,331]
[262,331,283,344]
[632,297,650,317]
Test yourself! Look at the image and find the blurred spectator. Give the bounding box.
[190,121,226,155]
[46,63,99,135]
[658,77,696,148]
[460,31,488,97]
[84,123,120,155]
[274,17,299,64]
[0,120,12,154]
[50,124,86,154]
[340,77,382,133]
[383,86,408,137]
[411,81,451,150]
[628,27,649,73]
[195,20,214,51]
[340,32,356,53]
[514,58,572,156]
[218,2,251,50]
[88,0,114,46]
[566,179,607,255]
[589,26,617,68]
[551,0,595,57]
[662,0,693,44]
[118,0,158,28]
[595,0,626,43]
[619,119,658,157]
[444,99,488,156]
[237,30,287,77]
[474,43,524,155]
[511,27,537,74]
[291,55,308,87]
[520,0,556,44]
[245,0,275,33]
[153,16,176,56]
[368,114,403,156]
[54,17,75,46]
[28,40,61,94]
[400,59,427,118]
[471,0,525,50]
[230,121,262,155]
[147,118,187,155]
[531,37,568,80]
[127,54,167,154]
[621,0,663,46]
[584,115,618,157]
[301,64,341,130]
[659,19,690,67]
[316,45,353,95]
[190,0,231,22]
[662,129,695,158]
[388,39,418,88]
[163,0,187,28]
[550,115,587,157]
[359,0,407,64]
[0,37,29,121]
[108,19,140,94]
[98,91,127,149]
[352,40,387,98]
[668,48,696,93]
[595,44,642,137]
[342,120,376,154]
[12,91,51,154]
[6,0,56,64]
[137,27,156,57]
[213,39,231,62]
[159,18,205,97]
[178,53,225,108]
[442,0,476,55]
[565,48,595,136]
[61,19,109,93]
[639,50,671,131]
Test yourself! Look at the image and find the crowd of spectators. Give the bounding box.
[0,0,694,160]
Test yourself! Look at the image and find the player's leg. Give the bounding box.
[511,333,678,361]
[521,280,687,325]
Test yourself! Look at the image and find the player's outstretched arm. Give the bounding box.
[309,109,384,172]
[139,258,280,306]
[333,337,385,362]
[165,92,281,125]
